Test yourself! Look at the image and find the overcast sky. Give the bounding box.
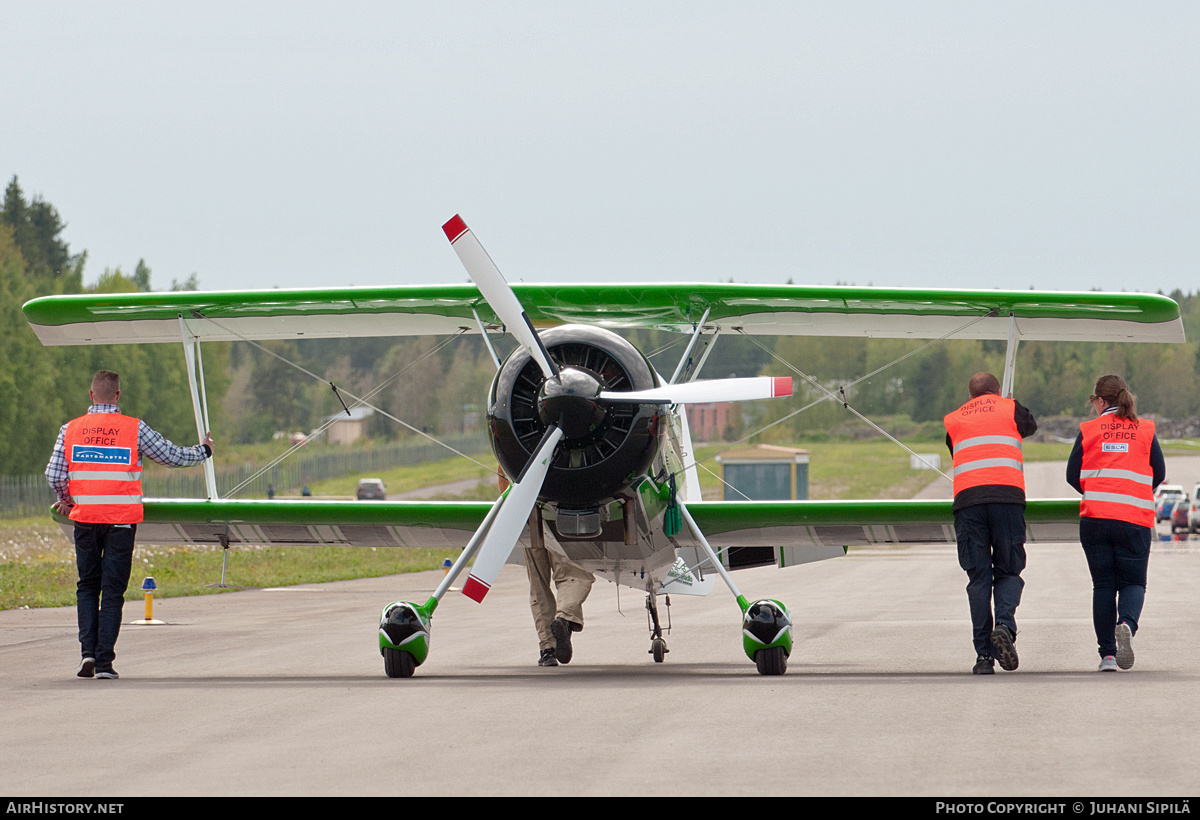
[4,2,1197,295]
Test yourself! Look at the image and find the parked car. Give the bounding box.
[356,478,387,500]
[1188,484,1200,533]
[1169,499,1191,533]
[1155,484,1186,521]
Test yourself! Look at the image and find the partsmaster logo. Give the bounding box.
[71,446,132,464]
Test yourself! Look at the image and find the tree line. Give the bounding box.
[760,293,1200,440]
[3,175,1197,476]
[0,177,227,475]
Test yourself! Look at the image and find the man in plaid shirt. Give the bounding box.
[47,370,213,679]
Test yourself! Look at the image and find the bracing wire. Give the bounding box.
[662,314,1002,584]
[743,335,954,482]
[192,315,493,496]
[671,310,999,484]
[695,459,751,501]
[645,335,687,362]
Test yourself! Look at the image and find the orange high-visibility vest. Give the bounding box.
[1079,414,1155,527]
[944,395,1024,498]
[64,413,143,524]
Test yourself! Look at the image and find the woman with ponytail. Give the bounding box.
[1066,375,1165,671]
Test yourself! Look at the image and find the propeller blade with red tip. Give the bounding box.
[442,215,558,381]
[600,376,792,405]
[460,425,564,603]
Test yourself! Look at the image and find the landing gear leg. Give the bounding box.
[677,502,793,675]
[646,591,671,662]
[378,499,505,678]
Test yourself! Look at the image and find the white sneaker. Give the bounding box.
[1115,623,1134,670]
[1098,655,1118,672]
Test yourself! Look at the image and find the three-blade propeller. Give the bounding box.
[441,214,792,602]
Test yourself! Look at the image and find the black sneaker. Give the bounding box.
[77,657,95,678]
[551,618,574,665]
[972,655,995,675]
[95,668,119,680]
[990,624,1019,671]
[537,648,558,667]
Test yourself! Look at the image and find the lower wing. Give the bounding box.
[51,498,1081,559]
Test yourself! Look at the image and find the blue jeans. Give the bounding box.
[954,504,1026,658]
[1079,516,1150,658]
[75,522,136,670]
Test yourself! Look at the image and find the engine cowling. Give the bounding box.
[488,325,661,507]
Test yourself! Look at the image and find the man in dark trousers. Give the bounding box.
[46,370,213,679]
[944,372,1038,675]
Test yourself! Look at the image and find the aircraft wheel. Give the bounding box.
[383,647,416,678]
[754,646,788,676]
[651,637,667,663]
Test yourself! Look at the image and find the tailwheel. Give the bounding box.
[754,645,788,676]
[383,647,416,678]
[645,591,672,663]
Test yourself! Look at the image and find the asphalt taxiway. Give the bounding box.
[2,462,1199,796]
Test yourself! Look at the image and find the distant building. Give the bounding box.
[715,445,810,500]
[685,402,737,442]
[325,407,375,446]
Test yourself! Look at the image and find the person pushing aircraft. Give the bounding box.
[944,372,1038,675]
[47,370,213,680]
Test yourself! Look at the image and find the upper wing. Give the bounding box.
[24,283,1184,346]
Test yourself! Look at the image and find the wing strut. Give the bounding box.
[472,308,503,371]
[668,319,720,500]
[1001,313,1021,398]
[179,315,218,501]
[688,326,721,383]
[667,308,711,385]
[678,501,750,613]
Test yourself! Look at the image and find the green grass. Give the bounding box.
[0,450,494,610]
[691,438,1067,501]
[690,440,931,500]
[303,452,497,498]
[1161,440,1200,457]
[0,519,457,610]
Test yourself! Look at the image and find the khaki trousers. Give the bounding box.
[525,544,594,650]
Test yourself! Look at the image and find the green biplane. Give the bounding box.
[23,216,1185,677]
